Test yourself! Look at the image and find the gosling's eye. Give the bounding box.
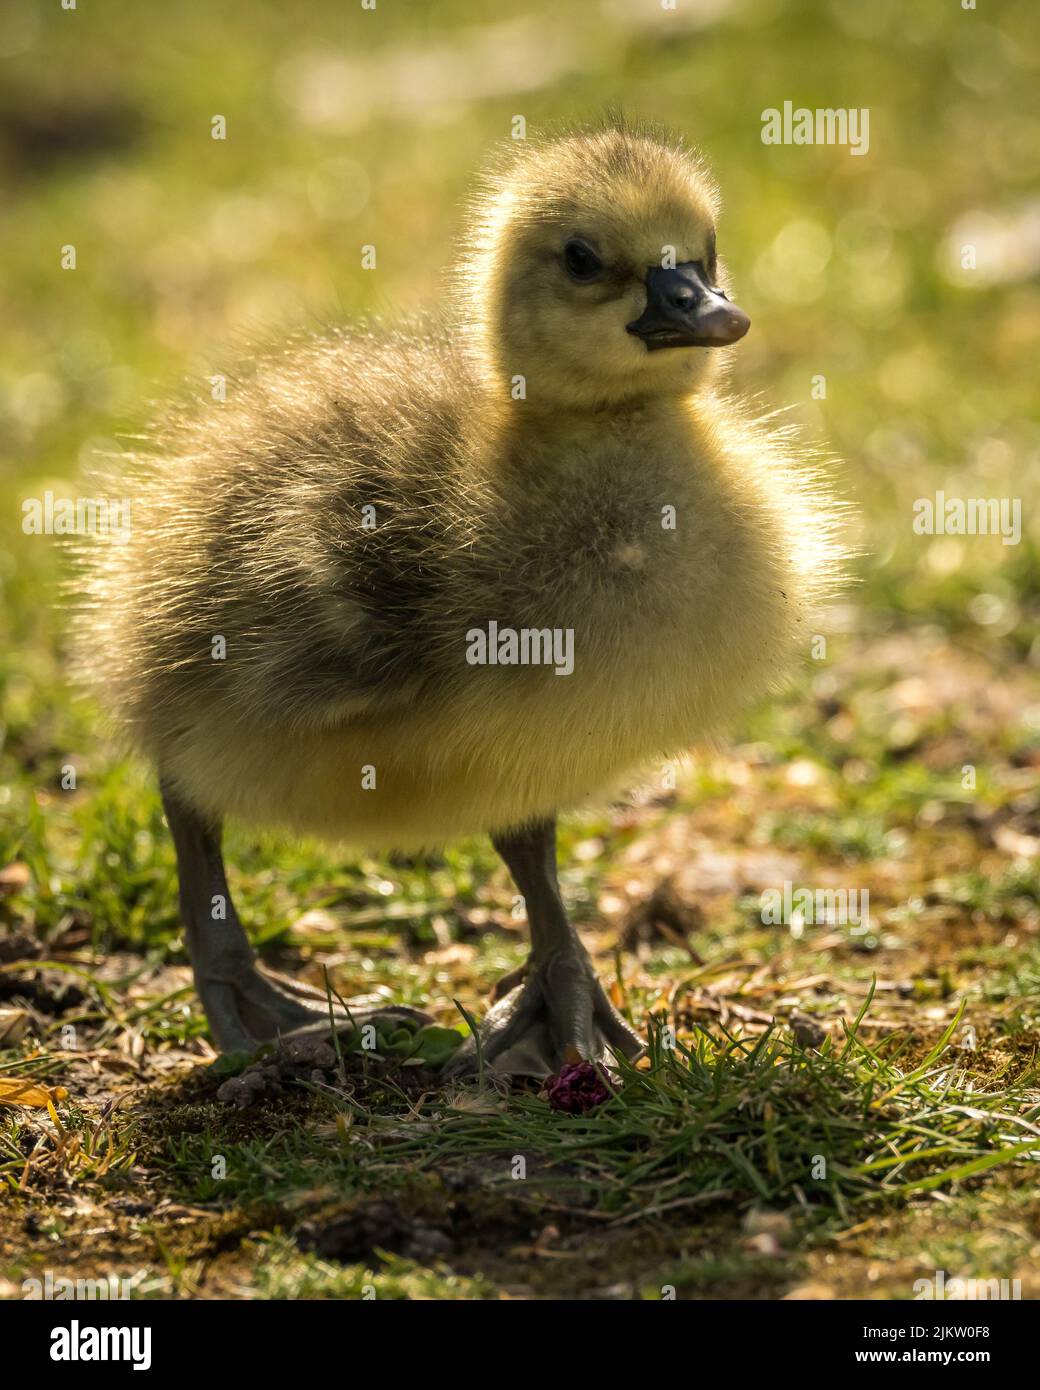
[563,239,604,282]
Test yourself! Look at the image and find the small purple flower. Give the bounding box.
[545,1060,613,1114]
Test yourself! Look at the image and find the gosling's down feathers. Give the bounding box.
[76,125,846,851]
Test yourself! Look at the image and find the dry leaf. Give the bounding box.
[0,862,31,893]
[289,909,341,937]
[0,1009,31,1045]
[994,824,1039,859]
[0,1076,68,1108]
[742,1232,784,1257]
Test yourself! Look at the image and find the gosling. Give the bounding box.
[77,124,844,1075]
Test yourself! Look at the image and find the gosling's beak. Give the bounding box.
[626,262,750,351]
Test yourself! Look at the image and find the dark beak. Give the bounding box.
[626,261,750,351]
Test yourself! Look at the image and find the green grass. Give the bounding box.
[8,996,1035,1299]
[342,1012,1040,1220]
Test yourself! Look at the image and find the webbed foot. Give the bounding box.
[198,960,430,1056]
[447,945,643,1078]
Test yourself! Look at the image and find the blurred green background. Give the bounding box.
[4,0,1040,656]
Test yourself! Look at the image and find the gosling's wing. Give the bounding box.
[72,325,480,746]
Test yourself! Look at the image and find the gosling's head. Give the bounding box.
[460,123,750,411]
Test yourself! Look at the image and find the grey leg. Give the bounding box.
[449,818,644,1077]
[160,778,427,1053]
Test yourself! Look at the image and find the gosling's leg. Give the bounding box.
[450,818,644,1077]
[160,779,427,1053]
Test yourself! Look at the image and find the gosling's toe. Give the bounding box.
[204,962,430,1057]
[446,950,644,1080]
[200,963,317,1054]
